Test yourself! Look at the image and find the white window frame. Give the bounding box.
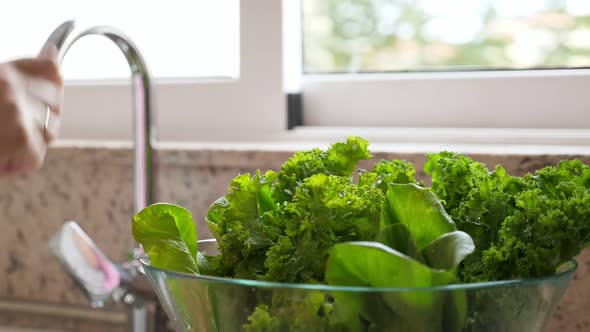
[303,69,590,129]
[58,0,590,150]
[300,69,590,147]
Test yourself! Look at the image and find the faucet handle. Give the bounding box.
[50,221,128,308]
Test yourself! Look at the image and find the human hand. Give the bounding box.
[0,44,63,178]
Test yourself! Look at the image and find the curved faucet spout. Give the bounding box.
[48,20,154,212]
[46,20,156,332]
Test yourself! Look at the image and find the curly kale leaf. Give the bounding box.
[243,305,281,332]
[264,174,384,283]
[358,159,419,191]
[424,152,518,281]
[424,151,494,212]
[482,160,590,280]
[243,292,329,332]
[426,153,590,282]
[206,137,379,283]
[207,170,280,279]
[273,136,371,203]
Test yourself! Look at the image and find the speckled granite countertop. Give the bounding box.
[0,143,589,331]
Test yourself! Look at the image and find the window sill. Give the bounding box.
[54,126,590,156]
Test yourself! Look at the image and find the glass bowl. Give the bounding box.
[141,240,577,332]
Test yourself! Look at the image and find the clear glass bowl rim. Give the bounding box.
[140,241,578,293]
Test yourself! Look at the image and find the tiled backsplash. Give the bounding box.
[0,144,589,331]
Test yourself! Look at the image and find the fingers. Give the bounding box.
[26,92,60,144]
[10,56,63,116]
[0,83,53,179]
[40,108,61,144]
[0,101,27,157]
[12,105,47,174]
[0,50,63,179]
[37,43,62,132]
[12,58,63,86]
[43,107,61,143]
[0,120,44,179]
[0,159,25,179]
[0,66,17,101]
[23,77,63,112]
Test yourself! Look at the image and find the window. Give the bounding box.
[300,0,590,143]
[1,1,239,79]
[0,1,284,141]
[2,1,589,146]
[303,0,590,72]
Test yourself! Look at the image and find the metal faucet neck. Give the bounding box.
[53,21,154,213]
[47,20,156,332]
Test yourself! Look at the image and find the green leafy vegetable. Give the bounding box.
[422,231,475,271]
[326,242,464,332]
[204,138,382,284]
[205,170,278,280]
[132,203,199,274]
[243,305,280,332]
[264,173,383,283]
[326,240,456,290]
[482,160,590,280]
[381,183,456,249]
[375,223,423,262]
[243,292,329,332]
[322,183,473,332]
[132,138,590,332]
[359,159,419,191]
[273,136,372,203]
[426,152,590,282]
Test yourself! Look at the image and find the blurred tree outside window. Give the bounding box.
[303,0,590,73]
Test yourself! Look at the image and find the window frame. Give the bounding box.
[301,69,590,129]
[57,0,590,149]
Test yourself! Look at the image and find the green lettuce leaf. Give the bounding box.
[422,231,475,271]
[376,223,423,262]
[381,183,456,250]
[326,242,463,332]
[132,203,199,274]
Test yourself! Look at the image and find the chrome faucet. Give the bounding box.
[47,20,156,332]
